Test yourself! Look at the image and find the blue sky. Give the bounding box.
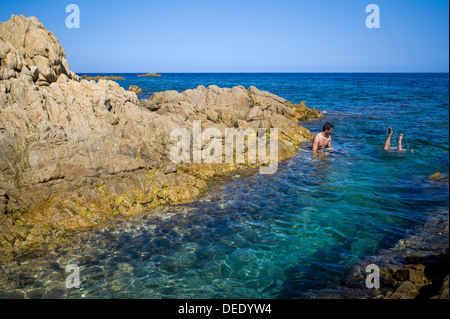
[1,0,448,73]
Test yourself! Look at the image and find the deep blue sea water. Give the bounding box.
[1,73,448,299]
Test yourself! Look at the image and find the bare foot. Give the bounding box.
[388,127,393,135]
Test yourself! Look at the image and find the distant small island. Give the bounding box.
[137,73,162,77]
[80,75,125,80]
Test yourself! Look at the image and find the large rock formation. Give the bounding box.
[0,15,322,255]
[0,15,78,86]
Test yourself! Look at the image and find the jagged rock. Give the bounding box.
[206,109,219,122]
[143,84,321,144]
[164,164,178,174]
[439,275,449,299]
[0,15,322,255]
[30,65,38,81]
[393,264,426,285]
[387,281,420,299]
[128,84,142,93]
[0,14,77,85]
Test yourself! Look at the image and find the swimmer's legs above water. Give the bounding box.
[383,127,404,151]
[383,127,393,150]
[398,133,403,151]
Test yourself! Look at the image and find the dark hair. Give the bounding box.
[322,123,334,131]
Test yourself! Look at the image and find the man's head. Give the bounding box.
[322,123,333,135]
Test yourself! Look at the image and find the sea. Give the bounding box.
[0,73,448,299]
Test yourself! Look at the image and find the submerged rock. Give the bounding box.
[0,15,322,256]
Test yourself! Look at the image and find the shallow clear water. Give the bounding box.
[1,73,448,299]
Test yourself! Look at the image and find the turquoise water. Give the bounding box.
[1,73,448,299]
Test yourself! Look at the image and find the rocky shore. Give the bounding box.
[368,208,449,299]
[304,205,449,299]
[0,15,322,262]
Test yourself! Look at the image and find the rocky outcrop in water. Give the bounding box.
[80,75,125,80]
[137,73,161,77]
[0,15,322,257]
[379,253,449,299]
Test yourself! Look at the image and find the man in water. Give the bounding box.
[383,127,403,151]
[312,123,334,152]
